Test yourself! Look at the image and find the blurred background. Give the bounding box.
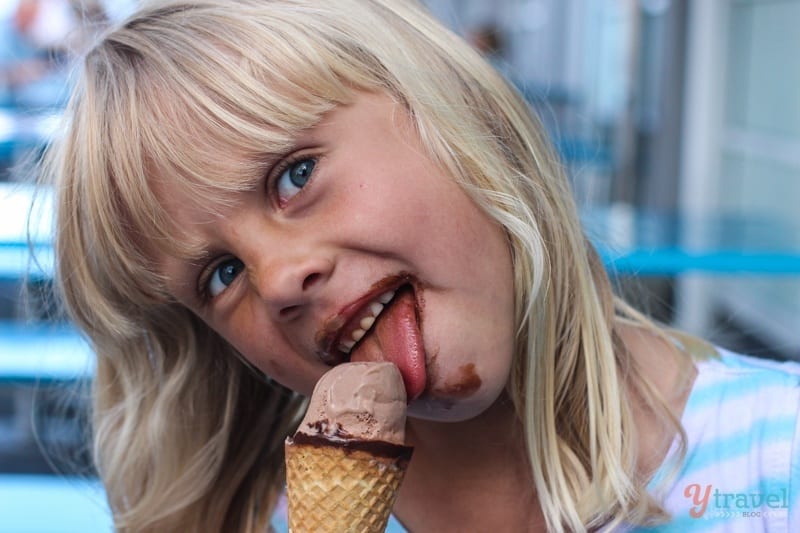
[425,0,800,358]
[1,0,799,531]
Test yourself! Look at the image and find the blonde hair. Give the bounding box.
[49,0,684,530]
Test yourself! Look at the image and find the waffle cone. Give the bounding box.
[284,436,412,533]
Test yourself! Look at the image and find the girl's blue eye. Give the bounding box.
[208,258,245,297]
[276,158,315,202]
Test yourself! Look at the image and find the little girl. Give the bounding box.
[48,0,800,531]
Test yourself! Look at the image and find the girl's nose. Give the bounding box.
[249,252,334,320]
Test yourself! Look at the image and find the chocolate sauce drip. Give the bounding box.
[289,433,413,461]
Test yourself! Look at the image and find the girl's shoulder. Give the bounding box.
[636,348,800,532]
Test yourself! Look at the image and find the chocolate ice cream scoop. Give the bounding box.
[296,362,407,445]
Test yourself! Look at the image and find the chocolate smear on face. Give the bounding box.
[433,363,482,398]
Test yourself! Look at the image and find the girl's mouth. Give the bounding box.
[336,289,397,355]
[319,279,427,401]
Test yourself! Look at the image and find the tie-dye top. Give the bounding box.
[631,348,800,532]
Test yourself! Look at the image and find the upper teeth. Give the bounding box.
[339,290,396,354]
[378,291,394,304]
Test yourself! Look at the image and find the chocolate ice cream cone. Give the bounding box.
[285,362,413,532]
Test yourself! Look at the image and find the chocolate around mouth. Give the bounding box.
[314,276,427,401]
[317,276,414,364]
[319,283,413,365]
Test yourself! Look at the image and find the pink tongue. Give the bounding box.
[350,288,426,401]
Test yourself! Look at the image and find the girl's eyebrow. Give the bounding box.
[176,241,214,264]
[154,229,211,264]
[160,215,223,263]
